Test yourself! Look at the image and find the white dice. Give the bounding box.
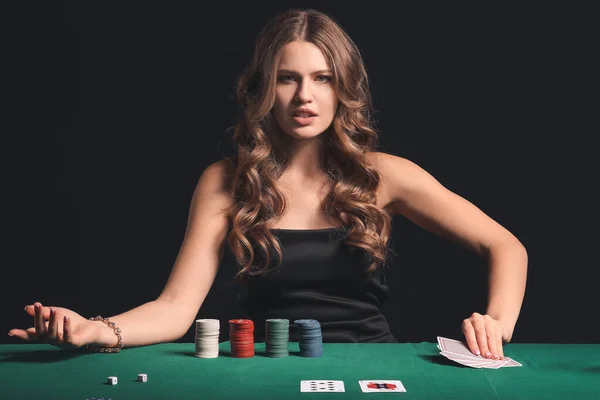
[137,373,148,383]
[107,376,118,385]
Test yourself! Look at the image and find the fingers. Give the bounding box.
[482,315,504,360]
[462,313,504,360]
[25,303,50,318]
[30,302,65,346]
[47,308,59,340]
[10,303,69,347]
[462,320,480,356]
[63,316,72,344]
[7,328,39,341]
[474,319,492,358]
[487,325,504,360]
[34,303,47,338]
[45,308,69,347]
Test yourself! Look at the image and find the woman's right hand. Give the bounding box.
[8,302,112,350]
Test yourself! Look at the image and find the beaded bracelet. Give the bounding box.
[85,316,123,353]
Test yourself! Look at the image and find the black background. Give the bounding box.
[3,2,596,345]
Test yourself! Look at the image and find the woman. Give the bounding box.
[9,9,527,362]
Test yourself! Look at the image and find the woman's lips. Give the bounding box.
[292,115,317,125]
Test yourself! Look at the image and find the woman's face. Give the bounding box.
[271,40,338,140]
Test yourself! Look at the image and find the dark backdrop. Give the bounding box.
[3,2,596,345]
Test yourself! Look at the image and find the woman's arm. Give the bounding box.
[374,151,528,357]
[95,159,234,348]
[484,237,528,341]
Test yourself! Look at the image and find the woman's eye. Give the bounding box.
[277,75,333,83]
[278,75,295,82]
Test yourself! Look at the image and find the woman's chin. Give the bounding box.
[283,125,327,139]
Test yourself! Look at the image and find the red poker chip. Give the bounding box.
[229,319,255,358]
[229,319,254,325]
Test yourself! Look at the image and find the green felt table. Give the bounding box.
[1,341,599,400]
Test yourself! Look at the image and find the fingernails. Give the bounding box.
[8,331,13,336]
[485,352,491,358]
[474,349,480,356]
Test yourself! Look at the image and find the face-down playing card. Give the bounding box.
[437,336,522,368]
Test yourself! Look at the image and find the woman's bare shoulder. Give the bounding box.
[366,151,411,167]
[366,151,398,209]
[197,157,237,216]
[366,151,419,181]
[207,157,236,189]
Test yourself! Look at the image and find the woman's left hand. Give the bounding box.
[462,312,512,360]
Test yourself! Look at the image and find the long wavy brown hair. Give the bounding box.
[224,8,393,281]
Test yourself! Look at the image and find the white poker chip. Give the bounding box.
[195,319,220,358]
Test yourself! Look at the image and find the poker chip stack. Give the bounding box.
[265,318,290,358]
[229,319,255,358]
[194,319,220,358]
[294,319,324,358]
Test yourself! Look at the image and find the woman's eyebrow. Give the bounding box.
[277,69,332,74]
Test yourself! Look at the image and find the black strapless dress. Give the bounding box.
[237,227,397,343]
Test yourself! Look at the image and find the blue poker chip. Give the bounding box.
[294,319,324,358]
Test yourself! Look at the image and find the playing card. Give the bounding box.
[438,336,501,363]
[300,380,345,392]
[440,352,504,368]
[440,351,496,366]
[439,349,491,362]
[437,336,479,358]
[499,357,522,367]
[437,336,522,368]
[483,359,512,369]
[442,354,499,368]
[359,380,406,393]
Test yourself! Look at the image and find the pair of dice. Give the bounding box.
[106,374,147,385]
